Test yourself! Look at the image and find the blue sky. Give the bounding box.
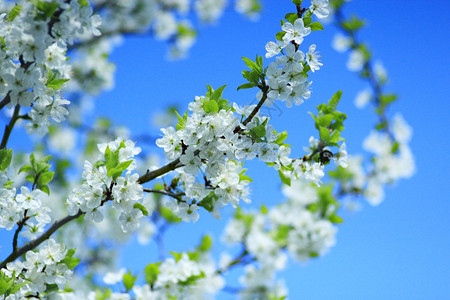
[101,1,449,299]
[1,0,449,299]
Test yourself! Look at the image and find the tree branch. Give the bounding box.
[0,210,84,269]
[0,105,21,150]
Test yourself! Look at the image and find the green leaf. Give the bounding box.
[35,1,59,18]
[342,15,365,32]
[329,215,343,223]
[61,249,80,270]
[175,110,188,130]
[161,207,182,223]
[278,170,291,186]
[242,57,261,73]
[123,271,137,292]
[260,205,268,214]
[317,114,333,127]
[198,235,212,252]
[170,252,183,262]
[6,5,21,22]
[0,270,14,295]
[237,83,256,91]
[380,93,397,105]
[303,16,312,26]
[210,85,227,101]
[239,174,253,183]
[202,99,219,114]
[285,13,298,24]
[291,0,302,5]
[309,252,319,258]
[40,185,50,195]
[274,131,288,145]
[309,22,324,31]
[319,126,330,142]
[25,174,35,183]
[8,280,30,295]
[199,192,217,212]
[133,203,149,216]
[37,171,54,186]
[46,78,70,90]
[328,130,341,144]
[275,31,286,41]
[328,90,342,111]
[0,149,12,172]
[145,263,160,284]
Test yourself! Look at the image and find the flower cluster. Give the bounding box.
[0,0,101,135]
[3,239,74,298]
[66,138,146,232]
[362,114,415,205]
[262,0,329,108]
[223,179,337,298]
[0,186,51,240]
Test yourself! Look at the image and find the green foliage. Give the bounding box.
[175,110,188,130]
[239,169,253,183]
[342,15,365,32]
[61,249,81,270]
[309,22,324,31]
[46,69,70,90]
[0,149,12,172]
[197,235,212,252]
[198,191,218,212]
[0,271,30,297]
[202,85,231,114]
[239,56,264,89]
[123,271,137,292]
[278,170,291,186]
[285,13,298,24]
[33,0,59,20]
[103,141,133,180]
[248,118,268,142]
[309,91,346,148]
[133,203,149,216]
[6,5,21,22]
[19,153,54,194]
[145,263,160,284]
[160,207,182,223]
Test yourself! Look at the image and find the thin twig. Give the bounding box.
[0,210,84,269]
[0,105,20,149]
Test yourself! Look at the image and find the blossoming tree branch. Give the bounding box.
[0,0,414,299]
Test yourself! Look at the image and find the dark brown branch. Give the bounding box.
[0,105,20,149]
[0,210,84,269]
